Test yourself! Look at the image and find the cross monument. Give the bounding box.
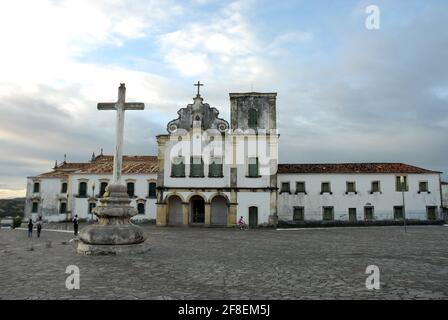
[98,83,144,184]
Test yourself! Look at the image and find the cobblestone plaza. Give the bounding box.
[0,226,447,300]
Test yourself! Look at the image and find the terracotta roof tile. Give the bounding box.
[76,155,158,174]
[37,171,70,179]
[34,155,158,178]
[277,163,441,174]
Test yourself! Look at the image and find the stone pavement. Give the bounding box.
[0,225,447,299]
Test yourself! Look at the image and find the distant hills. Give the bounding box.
[0,198,25,218]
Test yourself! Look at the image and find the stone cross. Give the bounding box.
[194,81,204,96]
[98,83,144,184]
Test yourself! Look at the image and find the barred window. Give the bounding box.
[190,157,204,177]
[293,207,304,221]
[248,158,259,177]
[148,182,157,198]
[171,156,185,177]
[209,157,223,177]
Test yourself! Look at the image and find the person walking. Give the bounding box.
[73,214,79,236]
[36,216,43,238]
[27,218,33,238]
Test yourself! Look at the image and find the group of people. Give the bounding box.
[26,215,79,237]
[26,215,245,236]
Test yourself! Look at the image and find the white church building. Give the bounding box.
[25,89,444,226]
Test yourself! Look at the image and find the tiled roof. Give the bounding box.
[34,155,158,178]
[36,162,88,178]
[277,163,441,174]
[37,171,71,179]
[34,157,441,178]
[76,155,158,174]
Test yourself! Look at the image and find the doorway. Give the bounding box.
[190,196,205,224]
[249,206,258,228]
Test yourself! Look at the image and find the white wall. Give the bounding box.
[442,184,448,208]
[277,173,441,221]
[69,173,158,221]
[25,177,69,222]
[236,191,271,225]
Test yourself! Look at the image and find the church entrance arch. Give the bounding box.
[211,195,228,225]
[167,195,183,225]
[190,195,205,224]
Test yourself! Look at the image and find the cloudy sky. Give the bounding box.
[0,0,447,198]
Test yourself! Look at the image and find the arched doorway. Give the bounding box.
[168,195,183,225]
[249,206,258,228]
[211,195,228,225]
[190,195,205,224]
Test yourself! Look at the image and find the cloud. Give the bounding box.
[158,0,268,80]
[0,0,447,199]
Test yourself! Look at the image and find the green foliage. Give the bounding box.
[0,198,25,218]
[12,216,22,229]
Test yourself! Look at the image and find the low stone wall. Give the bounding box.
[278,219,445,228]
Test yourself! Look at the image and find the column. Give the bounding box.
[205,203,211,226]
[156,204,167,226]
[228,190,237,226]
[182,202,189,226]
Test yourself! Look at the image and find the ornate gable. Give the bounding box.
[167,94,229,134]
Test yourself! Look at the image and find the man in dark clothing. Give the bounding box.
[73,215,79,236]
[36,216,43,238]
[27,219,33,238]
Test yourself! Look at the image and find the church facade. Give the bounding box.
[25,90,445,225]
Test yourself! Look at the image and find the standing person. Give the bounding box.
[27,218,33,238]
[73,215,79,236]
[36,216,43,238]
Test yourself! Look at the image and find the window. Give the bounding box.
[248,157,259,177]
[280,182,291,194]
[321,182,331,194]
[371,181,380,193]
[364,207,374,221]
[293,207,304,221]
[190,157,204,177]
[127,182,135,198]
[171,156,185,177]
[296,182,306,194]
[427,206,437,220]
[137,203,145,215]
[99,182,108,197]
[394,206,404,220]
[33,182,40,193]
[32,202,38,213]
[396,176,408,192]
[78,182,87,197]
[89,202,96,214]
[346,182,356,193]
[61,182,67,194]
[349,208,357,222]
[248,108,258,129]
[323,207,334,221]
[60,202,67,214]
[148,182,157,198]
[209,157,223,177]
[419,181,429,193]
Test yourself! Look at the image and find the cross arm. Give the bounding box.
[97,103,117,110]
[123,103,145,110]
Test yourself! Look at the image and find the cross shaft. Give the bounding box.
[98,83,145,184]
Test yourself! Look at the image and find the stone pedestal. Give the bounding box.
[77,184,149,255]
